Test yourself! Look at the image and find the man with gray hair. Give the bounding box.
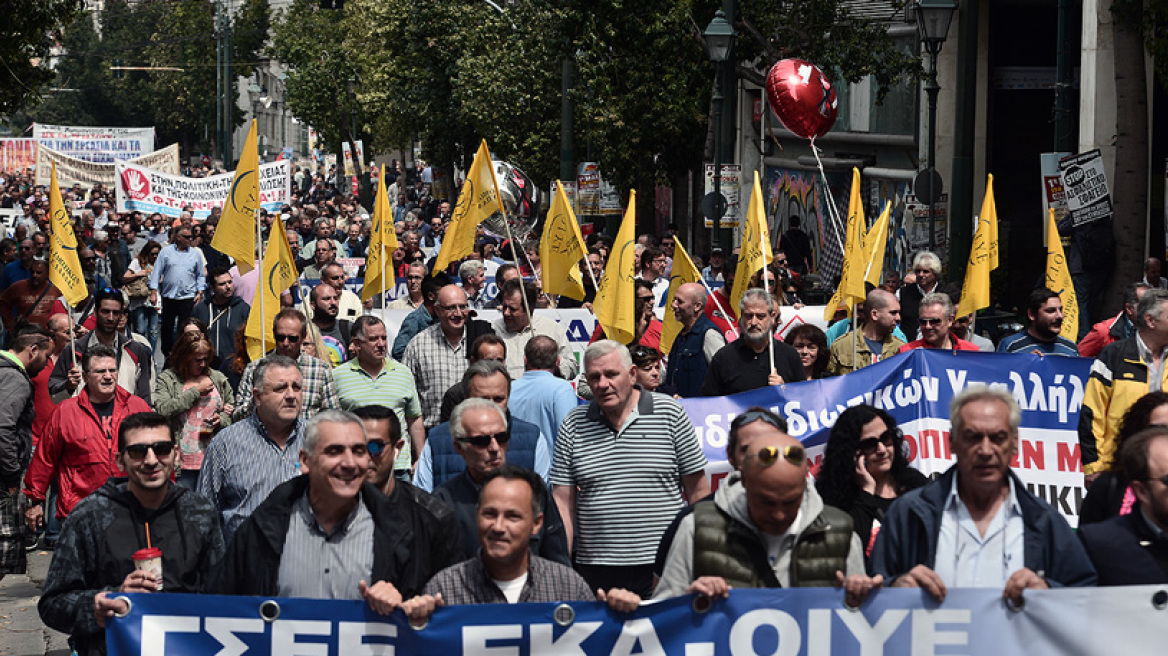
[871,386,1096,604]
[827,288,905,375]
[1081,288,1168,482]
[198,355,305,543]
[211,410,458,611]
[898,291,977,352]
[552,340,710,597]
[700,288,805,396]
[459,259,487,310]
[899,250,942,341]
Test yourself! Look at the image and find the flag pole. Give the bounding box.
[499,212,533,325]
[380,242,387,324]
[698,278,740,339]
[256,207,264,356]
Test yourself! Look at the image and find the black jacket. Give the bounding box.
[39,479,224,656]
[209,476,462,599]
[0,353,34,488]
[1079,504,1168,586]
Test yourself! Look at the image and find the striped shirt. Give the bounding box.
[550,388,707,566]
[333,358,422,470]
[423,554,594,605]
[196,414,305,544]
[401,324,470,429]
[277,493,374,600]
[233,353,341,422]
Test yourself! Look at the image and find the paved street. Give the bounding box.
[0,549,71,656]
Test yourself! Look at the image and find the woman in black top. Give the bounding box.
[816,405,927,561]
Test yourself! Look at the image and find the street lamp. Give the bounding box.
[915,0,957,252]
[704,9,735,253]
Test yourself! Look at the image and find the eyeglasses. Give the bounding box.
[123,441,175,459]
[775,259,788,265]
[858,430,898,454]
[458,431,510,448]
[367,440,388,457]
[274,333,301,343]
[755,444,806,467]
[919,317,944,327]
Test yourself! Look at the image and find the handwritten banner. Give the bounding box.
[116,159,290,219]
[107,586,1168,655]
[35,144,180,187]
[33,123,154,163]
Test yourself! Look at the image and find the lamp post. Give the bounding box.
[704,9,735,253]
[915,0,957,252]
[247,78,263,133]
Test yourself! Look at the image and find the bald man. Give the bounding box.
[654,407,874,603]
[827,288,904,376]
[663,282,725,397]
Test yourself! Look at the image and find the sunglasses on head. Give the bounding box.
[755,444,806,467]
[459,431,510,448]
[732,409,786,432]
[123,441,175,459]
[858,430,898,454]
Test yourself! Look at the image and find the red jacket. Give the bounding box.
[1078,312,1128,358]
[898,335,979,353]
[23,387,152,518]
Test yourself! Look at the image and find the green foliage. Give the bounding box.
[1112,0,1168,89]
[0,0,82,116]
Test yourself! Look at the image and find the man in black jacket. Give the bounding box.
[39,412,224,656]
[211,410,460,611]
[192,266,247,363]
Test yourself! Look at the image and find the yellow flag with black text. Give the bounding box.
[245,216,298,360]
[540,181,587,301]
[730,171,773,314]
[212,119,260,273]
[1045,207,1078,340]
[862,201,892,288]
[362,164,399,302]
[47,163,87,306]
[594,191,638,344]
[659,241,703,355]
[823,168,867,320]
[434,140,505,272]
[957,175,1000,318]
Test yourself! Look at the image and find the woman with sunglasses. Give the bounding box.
[153,332,235,490]
[816,405,927,559]
[1080,391,1168,525]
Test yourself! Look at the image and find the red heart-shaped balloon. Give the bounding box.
[766,59,839,140]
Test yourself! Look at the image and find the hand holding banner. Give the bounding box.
[211,119,260,273]
[540,181,588,301]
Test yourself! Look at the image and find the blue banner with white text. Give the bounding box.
[107,586,1166,655]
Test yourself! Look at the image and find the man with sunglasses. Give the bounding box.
[38,412,224,655]
[897,292,977,353]
[24,345,151,538]
[655,408,871,604]
[897,251,942,342]
[49,287,155,404]
[433,398,567,563]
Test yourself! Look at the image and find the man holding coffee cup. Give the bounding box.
[39,412,225,656]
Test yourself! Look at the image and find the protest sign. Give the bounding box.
[704,163,743,228]
[0,138,37,172]
[115,159,290,218]
[35,144,181,187]
[33,123,154,162]
[1058,149,1113,227]
[108,586,1166,656]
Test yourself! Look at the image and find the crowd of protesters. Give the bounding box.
[1,161,1167,655]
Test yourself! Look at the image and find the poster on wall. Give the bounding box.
[703,163,743,228]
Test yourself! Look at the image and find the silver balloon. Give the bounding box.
[482,160,542,241]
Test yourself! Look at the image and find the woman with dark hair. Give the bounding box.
[784,324,829,380]
[816,405,927,559]
[630,344,662,392]
[1080,391,1168,525]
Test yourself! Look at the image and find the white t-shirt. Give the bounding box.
[491,573,529,603]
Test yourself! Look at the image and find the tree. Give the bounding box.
[0,0,81,117]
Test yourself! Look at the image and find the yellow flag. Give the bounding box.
[434,140,505,271]
[245,216,298,360]
[862,201,892,287]
[823,168,867,320]
[659,241,703,355]
[362,164,399,302]
[212,119,260,273]
[594,191,638,344]
[540,181,587,301]
[956,175,999,317]
[1045,207,1079,340]
[47,163,87,306]
[730,171,774,315]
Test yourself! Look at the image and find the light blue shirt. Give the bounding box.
[933,475,1026,589]
[148,243,205,299]
[826,318,907,346]
[509,370,580,454]
[413,429,550,493]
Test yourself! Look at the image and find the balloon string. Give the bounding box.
[810,138,847,257]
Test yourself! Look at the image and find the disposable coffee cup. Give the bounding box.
[132,547,163,590]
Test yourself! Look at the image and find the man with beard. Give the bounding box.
[700,289,805,396]
[997,288,1079,356]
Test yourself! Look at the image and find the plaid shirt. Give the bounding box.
[233,353,340,422]
[423,554,594,605]
[401,324,470,429]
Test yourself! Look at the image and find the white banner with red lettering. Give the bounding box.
[115,159,290,218]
